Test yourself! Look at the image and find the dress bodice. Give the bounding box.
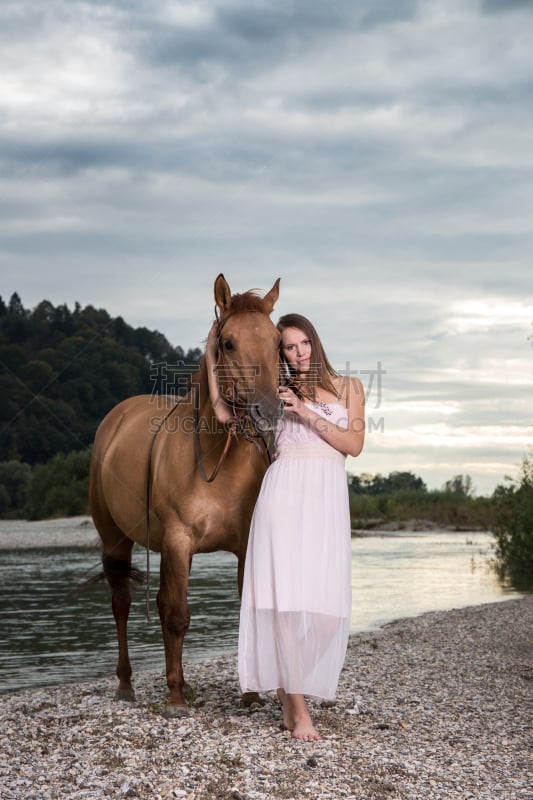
[275,401,348,451]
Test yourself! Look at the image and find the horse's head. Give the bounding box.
[213,273,283,433]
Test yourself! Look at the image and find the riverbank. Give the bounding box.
[0,516,485,550]
[1,595,531,800]
[352,517,487,533]
[0,516,99,549]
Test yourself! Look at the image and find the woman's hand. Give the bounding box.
[278,385,304,415]
[278,378,365,457]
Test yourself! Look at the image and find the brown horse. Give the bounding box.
[89,274,282,715]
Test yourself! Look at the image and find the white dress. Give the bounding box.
[238,401,352,701]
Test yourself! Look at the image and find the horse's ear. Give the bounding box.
[262,278,280,314]
[214,274,232,313]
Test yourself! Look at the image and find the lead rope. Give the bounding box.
[193,383,238,482]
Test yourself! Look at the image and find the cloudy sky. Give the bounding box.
[2,0,532,494]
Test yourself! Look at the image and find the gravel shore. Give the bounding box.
[0,517,99,550]
[1,594,531,800]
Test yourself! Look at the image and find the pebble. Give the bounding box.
[0,596,531,799]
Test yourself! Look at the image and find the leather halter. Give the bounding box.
[203,307,274,459]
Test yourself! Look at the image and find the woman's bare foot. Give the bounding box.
[276,688,295,731]
[292,717,322,741]
[277,691,322,741]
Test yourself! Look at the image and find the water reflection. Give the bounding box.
[350,531,515,632]
[0,530,519,695]
[0,547,241,695]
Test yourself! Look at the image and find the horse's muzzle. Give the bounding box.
[249,398,284,433]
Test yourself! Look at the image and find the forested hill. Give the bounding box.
[0,292,202,465]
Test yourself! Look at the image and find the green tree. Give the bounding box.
[350,471,426,495]
[492,457,533,590]
[384,471,427,493]
[0,461,32,516]
[443,474,474,497]
[0,293,201,468]
[25,450,92,520]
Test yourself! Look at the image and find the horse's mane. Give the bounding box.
[224,290,267,315]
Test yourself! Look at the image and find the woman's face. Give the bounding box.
[281,326,312,374]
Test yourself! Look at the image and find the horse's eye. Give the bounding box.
[224,339,234,351]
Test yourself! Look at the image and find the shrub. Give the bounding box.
[24,450,91,520]
[0,460,32,517]
[492,457,533,590]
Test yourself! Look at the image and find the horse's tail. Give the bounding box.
[73,557,145,595]
[101,554,145,586]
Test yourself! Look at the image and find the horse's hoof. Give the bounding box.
[241,691,263,708]
[115,688,136,703]
[161,703,191,719]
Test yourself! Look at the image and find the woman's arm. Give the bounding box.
[205,322,235,425]
[278,377,365,457]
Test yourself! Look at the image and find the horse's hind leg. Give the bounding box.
[101,534,136,702]
[156,529,192,717]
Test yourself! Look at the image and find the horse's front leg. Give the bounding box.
[157,531,192,717]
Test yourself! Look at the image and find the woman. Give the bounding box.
[207,314,365,741]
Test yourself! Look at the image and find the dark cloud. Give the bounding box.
[0,138,138,176]
[481,0,533,12]
[218,3,347,42]
[134,0,420,73]
[357,0,420,29]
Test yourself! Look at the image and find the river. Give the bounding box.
[0,526,519,694]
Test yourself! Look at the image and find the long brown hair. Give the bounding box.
[277,313,339,400]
